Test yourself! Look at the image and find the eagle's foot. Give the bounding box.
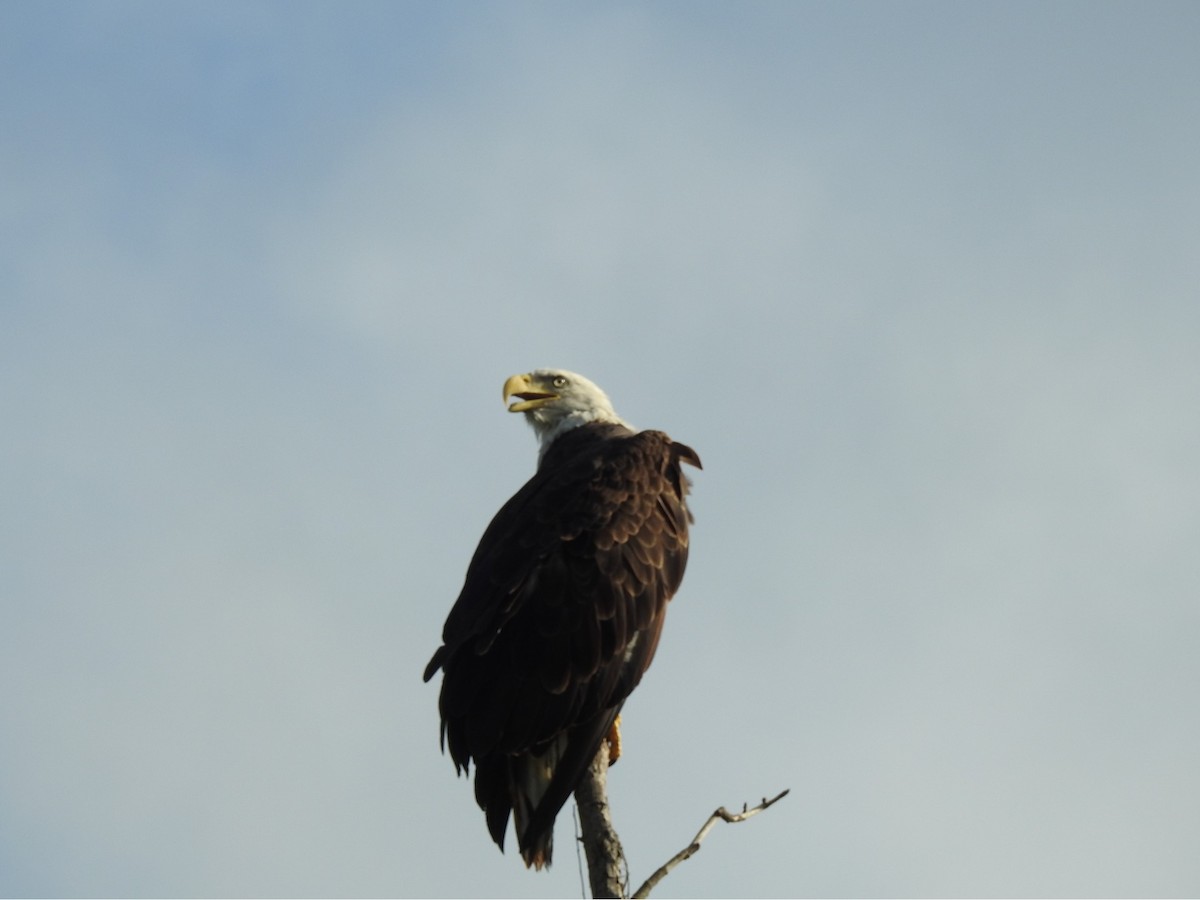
[605,714,622,766]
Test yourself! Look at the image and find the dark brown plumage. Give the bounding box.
[424,370,700,869]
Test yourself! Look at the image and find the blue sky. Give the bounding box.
[3,2,1199,897]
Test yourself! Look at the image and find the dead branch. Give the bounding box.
[574,737,789,900]
[573,740,627,899]
[630,789,791,899]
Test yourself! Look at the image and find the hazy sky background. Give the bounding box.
[3,2,1199,897]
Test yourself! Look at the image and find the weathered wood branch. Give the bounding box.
[631,789,790,899]
[573,740,626,899]
[574,741,789,900]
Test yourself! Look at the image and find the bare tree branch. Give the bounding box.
[573,741,627,899]
[630,789,791,900]
[575,735,789,900]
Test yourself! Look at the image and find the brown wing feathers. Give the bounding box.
[425,424,699,866]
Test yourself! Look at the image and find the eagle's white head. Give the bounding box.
[502,369,630,460]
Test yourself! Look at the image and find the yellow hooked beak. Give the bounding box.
[503,373,558,413]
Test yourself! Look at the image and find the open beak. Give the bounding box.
[503,373,557,413]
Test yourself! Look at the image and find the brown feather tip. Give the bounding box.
[523,848,550,870]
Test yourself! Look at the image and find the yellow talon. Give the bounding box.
[605,714,622,765]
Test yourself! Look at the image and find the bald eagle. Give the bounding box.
[423,369,700,869]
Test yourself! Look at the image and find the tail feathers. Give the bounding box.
[472,707,623,869]
[512,707,622,869]
[521,830,553,870]
[510,736,565,869]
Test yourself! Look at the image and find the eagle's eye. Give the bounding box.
[552,376,569,389]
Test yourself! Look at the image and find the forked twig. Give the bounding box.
[630,789,790,899]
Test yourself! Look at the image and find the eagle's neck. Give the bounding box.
[534,414,631,465]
